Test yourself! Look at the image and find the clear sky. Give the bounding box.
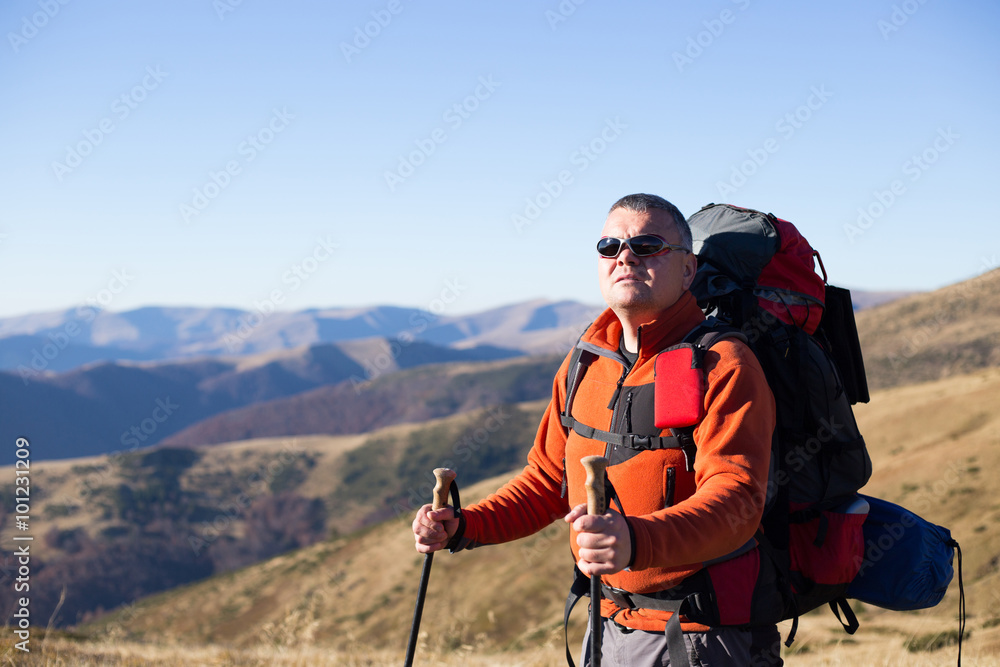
[1,0,997,319]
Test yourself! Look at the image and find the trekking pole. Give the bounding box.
[581,455,609,667]
[404,467,457,667]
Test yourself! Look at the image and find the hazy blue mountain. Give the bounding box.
[0,294,905,376]
[0,300,601,374]
[0,339,519,463]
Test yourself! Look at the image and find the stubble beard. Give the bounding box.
[606,281,657,320]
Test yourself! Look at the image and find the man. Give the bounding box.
[412,194,779,665]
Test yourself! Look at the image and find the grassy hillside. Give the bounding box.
[57,366,1000,665]
[856,267,1000,390]
[0,399,548,627]
[161,353,561,447]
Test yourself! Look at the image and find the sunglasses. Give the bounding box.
[596,235,689,259]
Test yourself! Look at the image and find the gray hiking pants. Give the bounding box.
[580,619,784,666]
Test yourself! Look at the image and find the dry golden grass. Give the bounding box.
[4,619,998,667]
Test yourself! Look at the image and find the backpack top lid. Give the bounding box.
[688,203,826,334]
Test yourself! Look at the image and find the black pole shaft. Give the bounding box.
[404,552,434,667]
[590,572,601,667]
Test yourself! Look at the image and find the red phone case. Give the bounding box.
[654,346,706,428]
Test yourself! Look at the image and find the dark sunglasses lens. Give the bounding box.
[597,238,622,257]
[627,236,665,256]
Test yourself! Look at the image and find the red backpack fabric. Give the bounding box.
[757,213,826,334]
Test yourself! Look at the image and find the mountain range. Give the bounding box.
[0,290,908,376]
[0,299,603,375]
[0,299,607,463]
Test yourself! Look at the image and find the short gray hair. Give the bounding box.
[608,193,692,252]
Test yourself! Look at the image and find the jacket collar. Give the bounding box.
[583,291,706,360]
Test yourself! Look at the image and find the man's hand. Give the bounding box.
[412,504,459,554]
[565,503,632,576]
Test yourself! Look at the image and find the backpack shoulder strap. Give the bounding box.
[561,344,597,433]
[685,318,749,352]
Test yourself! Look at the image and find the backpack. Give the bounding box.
[687,203,962,648]
[687,203,874,639]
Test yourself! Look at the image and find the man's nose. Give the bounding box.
[617,246,639,265]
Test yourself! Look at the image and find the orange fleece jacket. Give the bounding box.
[457,292,776,632]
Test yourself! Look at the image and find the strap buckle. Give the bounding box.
[602,585,638,611]
[629,435,651,448]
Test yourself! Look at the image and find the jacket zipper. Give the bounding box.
[623,391,634,433]
[605,368,628,459]
[603,327,643,458]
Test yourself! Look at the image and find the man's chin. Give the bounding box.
[608,295,655,316]
[608,284,650,304]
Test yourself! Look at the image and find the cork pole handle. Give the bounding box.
[431,468,457,511]
[581,455,609,667]
[581,455,608,516]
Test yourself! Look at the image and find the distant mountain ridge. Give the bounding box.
[0,291,903,376]
[0,300,603,375]
[844,288,916,311]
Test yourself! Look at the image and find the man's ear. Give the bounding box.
[680,253,697,291]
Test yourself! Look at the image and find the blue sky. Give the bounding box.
[1,0,997,318]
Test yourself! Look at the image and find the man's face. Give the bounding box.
[598,207,697,324]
